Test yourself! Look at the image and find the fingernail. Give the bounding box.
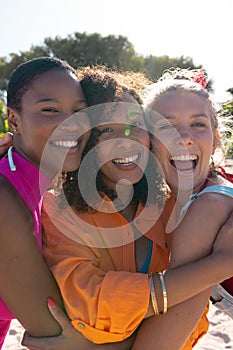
[48,297,57,307]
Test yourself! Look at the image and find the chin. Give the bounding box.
[63,159,81,173]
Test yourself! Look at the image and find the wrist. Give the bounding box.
[210,251,233,282]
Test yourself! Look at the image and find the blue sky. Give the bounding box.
[1,0,232,103]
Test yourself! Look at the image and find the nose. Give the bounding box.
[114,135,137,152]
[58,111,90,137]
[175,126,194,146]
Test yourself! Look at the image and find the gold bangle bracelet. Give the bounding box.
[158,271,168,314]
[148,273,159,315]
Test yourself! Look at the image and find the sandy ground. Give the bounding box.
[2,302,233,349]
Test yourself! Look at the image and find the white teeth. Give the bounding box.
[52,140,78,148]
[113,154,139,164]
[170,155,197,161]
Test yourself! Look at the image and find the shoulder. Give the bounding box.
[208,175,233,188]
[0,176,34,246]
[0,174,31,213]
[195,184,233,206]
[183,188,233,229]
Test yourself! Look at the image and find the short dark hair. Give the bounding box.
[7,56,77,112]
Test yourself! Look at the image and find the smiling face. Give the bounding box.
[95,93,150,191]
[151,91,217,194]
[8,69,90,178]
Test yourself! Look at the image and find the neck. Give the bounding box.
[108,181,137,220]
[170,176,210,210]
[116,181,133,204]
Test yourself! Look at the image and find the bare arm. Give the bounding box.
[132,207,233,350]
[152,198,233,311]
[23,300,135,350]
[132,291,210,350]
[0,179,62,336]
[170,192,233,268]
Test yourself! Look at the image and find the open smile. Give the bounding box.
[112,154,139,167]
[170,154,198,172]
[50,140,79,148]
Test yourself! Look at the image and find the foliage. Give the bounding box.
[0,31,224,143]
[227,88,233,97]
[0,47,49,91]
[0,31,208,92]
[0,97,8,135]
[219,99,233,158]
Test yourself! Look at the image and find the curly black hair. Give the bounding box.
[61,66,166,212]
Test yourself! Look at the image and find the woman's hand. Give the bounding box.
[0,132,13,158]
[22,299,94,350]
[22,299,134,350]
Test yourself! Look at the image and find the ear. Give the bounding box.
[7,108,21,134]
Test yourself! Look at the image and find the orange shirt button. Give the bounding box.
[78,322,85,329]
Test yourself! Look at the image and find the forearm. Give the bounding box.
[93,333,136,350]
[166,253,229,309]
[0,186,64,337]
[144,252,230,318]
[22,301,136,350]
[0,249,63,336]
[133,290,210,350]
[0,229,63,336]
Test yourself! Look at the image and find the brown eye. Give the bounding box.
[42,107,59,112]
[129,121,141,128]
[101,127,113,133]
[192,122,206,127]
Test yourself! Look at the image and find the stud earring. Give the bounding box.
[69,172,75,181]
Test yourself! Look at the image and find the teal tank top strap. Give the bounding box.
[181,185,233,216]
[140,239,153,274]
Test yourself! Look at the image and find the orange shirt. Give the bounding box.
[42,192,208,346]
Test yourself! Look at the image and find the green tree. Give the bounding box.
[143,55,213,91]
[0,31,205,93]
[43,32,141,71]
[0,46,49,91]
[0,97,8,136]
[143,55,197,81]
[219,99,233,157]
[227,87,233,97]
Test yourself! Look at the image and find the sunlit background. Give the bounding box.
[1,0,232,103]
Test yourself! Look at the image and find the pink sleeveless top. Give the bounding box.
[0,150,51,320]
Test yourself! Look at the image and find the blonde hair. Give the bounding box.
[143,68,218,131]
[143,68,228,166]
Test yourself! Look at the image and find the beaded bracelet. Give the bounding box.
[148,272,159,315]
[158,271,168,314]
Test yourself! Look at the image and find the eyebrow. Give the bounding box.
[163,113,209,120]
[36,98,58,104]
[35,98,87,104]
[190,113,209,118]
